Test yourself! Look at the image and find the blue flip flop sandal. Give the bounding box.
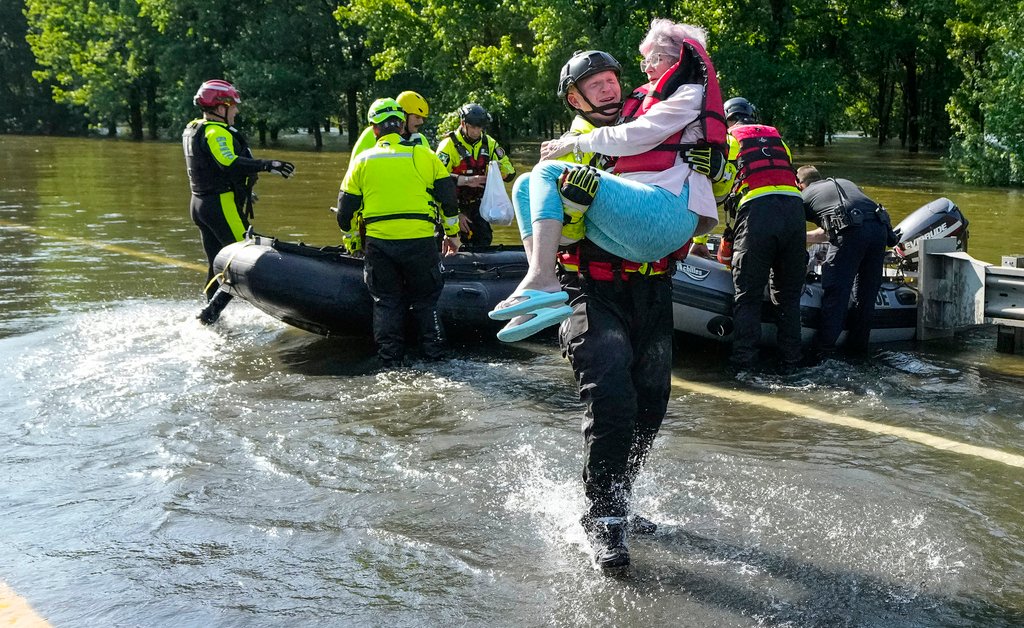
[488,289,569,321]
[496,304,574,343]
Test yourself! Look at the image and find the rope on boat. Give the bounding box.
[204,239,255,295]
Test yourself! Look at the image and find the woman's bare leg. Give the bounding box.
[491,219,566,332]
[506,218,563,298]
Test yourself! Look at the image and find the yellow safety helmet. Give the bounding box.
[367,97,406,124]
[396,91,429,117]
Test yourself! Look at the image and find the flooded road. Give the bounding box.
[1,134,1024,626]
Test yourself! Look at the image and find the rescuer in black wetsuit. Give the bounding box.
[182,79,294,324]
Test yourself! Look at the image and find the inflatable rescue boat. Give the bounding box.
[213,197,969,343]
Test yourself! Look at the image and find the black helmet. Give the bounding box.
[557,50,622,99]
[458,103,491,127]
[724,97,758,124]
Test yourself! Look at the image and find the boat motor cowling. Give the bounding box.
[891,197,969,269]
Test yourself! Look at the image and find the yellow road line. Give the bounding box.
[672,376,1024,469]
[0,582,51,627]
[0,219,206,273]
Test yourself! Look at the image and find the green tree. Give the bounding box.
[138,0,264,138]
[228,0,350,149]
[142,0,359,148]
[946,0,1024,184]
[4,0,1017,187]
[25,0,161,139]
[0,0,86,133]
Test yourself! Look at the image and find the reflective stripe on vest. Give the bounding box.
[349,138,440,238]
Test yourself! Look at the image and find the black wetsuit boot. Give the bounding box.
[197,285,233,325]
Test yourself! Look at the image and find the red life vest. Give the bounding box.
[730,124,798,191]
[447,131,492,205]
[557,241,686,282]
[447,131,491,176]
[613,38,727,175]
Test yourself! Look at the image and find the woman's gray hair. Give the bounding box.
[639,18,707,59]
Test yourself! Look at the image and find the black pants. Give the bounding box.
[190,193,248,301]
[558,272,674,520]
[363,236,446,363]
[816,220,889,353]
[730,194,807,366]
[459,203,493,248]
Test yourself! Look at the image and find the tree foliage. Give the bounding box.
[1,0,1021,183]
[0,0,86,133]
[24,0,161,138]
[945,0,1024,184]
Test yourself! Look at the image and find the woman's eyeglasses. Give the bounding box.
[640,52,666,72]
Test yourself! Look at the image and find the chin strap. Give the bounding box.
[205,105,230,124]
[573,91,623,127]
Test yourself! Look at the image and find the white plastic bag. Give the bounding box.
[479,161,514,226]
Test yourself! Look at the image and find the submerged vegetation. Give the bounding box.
[0,0,1022,184]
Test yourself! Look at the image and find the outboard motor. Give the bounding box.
[891,197,969,270]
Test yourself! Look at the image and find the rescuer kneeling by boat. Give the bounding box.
[336,98,461,367]
[493,19,725,573]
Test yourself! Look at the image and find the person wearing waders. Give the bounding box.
[493,19,725,571]
[183,79,295,325]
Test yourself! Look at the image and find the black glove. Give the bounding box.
[682,145,726,181]
[559,166,600,210]
[263,160,295,178]
[887,226,902,248]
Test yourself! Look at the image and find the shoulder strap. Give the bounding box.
[829,178,850,210]
[449,131,472,162]
[619,89,647,123]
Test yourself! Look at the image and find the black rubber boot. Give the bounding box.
[627,514,657,535]
[581,515,630,573]
[197,286,232,325]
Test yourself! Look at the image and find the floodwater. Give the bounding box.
[1,134,1024,627]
